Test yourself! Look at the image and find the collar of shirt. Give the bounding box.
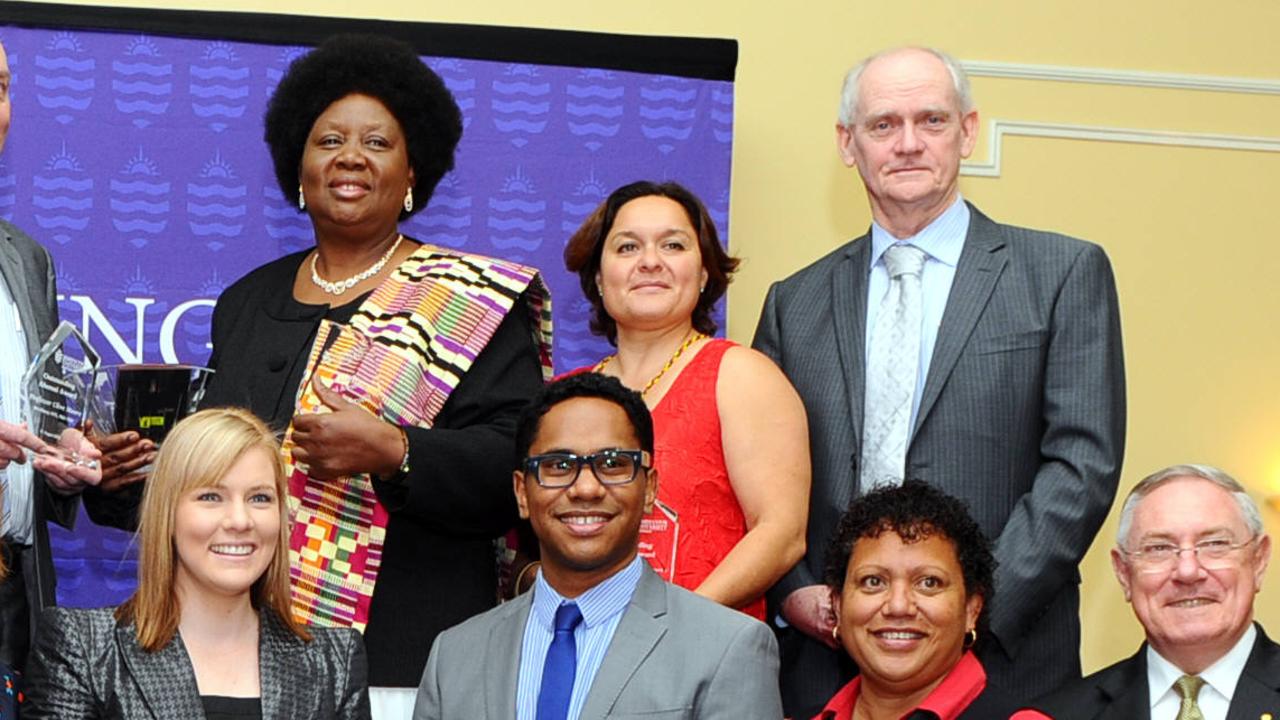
[530,554,644,631]
[813,650,986,720]
[1146,623,1256,719]
[869,194,969,270]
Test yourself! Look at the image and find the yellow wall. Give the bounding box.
[30,0,1280,673]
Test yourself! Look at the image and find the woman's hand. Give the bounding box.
[291,377,404,479]
[90,425,156,492]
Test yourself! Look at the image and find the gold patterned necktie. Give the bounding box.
[1174,674,1205,720]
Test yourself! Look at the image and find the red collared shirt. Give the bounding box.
[811,651,1051,720]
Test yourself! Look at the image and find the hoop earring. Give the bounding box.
[403,187,414,213]
[298,185,306,210]
[831,624,840,642]
[963,628,977,649]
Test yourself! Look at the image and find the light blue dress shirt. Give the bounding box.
[515,555,644,720]
[864,195,970,433]
[0,274,34,543]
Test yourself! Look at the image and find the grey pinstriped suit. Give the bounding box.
[24,606,370,718]
[753,203,1125,714]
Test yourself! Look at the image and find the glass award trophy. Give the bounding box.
[637,498,679,582]
[19,321,102,468]
[20,321,214,467]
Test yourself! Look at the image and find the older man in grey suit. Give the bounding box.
[414,373,782,720]
[0,38,103,672]
[753,46,1125,715]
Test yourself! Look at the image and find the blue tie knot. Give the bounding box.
[554,602,583,634]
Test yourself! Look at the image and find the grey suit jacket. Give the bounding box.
[0,218,79,668]
[753,203,1125,709]
[1034,623,1280,720]
[414,564,783,719]
[24,606,371,719]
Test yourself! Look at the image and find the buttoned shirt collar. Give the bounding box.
[869,194,968,271]
[1147,623,1256,719]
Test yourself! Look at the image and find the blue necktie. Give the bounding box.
[536,602,583,720]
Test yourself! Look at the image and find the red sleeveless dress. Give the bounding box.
[572,339,764,619]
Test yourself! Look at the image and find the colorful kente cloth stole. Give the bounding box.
[282,243,553,631]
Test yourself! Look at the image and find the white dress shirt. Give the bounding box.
[0,273,34,544]
[1147,623,1257,720]
[864,195,969,432]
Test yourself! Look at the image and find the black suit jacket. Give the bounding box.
[86,247,546,687]
[753,203,1125,713]
[0,218,81,671]
[24,606,370,719]
[1034,624,1280,720]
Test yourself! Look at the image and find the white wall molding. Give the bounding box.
[962,120,1280,177]
[962,61,1280,96]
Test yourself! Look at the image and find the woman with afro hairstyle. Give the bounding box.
[96,34,553,717]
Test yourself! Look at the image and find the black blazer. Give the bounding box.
[24,606,370,719]
[1034,623,1280,720]
[86,246,546,686]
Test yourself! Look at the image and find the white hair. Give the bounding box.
[837,46,974,127]
[1115,463,1265,548]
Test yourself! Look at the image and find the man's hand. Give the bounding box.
[291,377,403,480]
[781,584,840,648]
[0,422,105,494]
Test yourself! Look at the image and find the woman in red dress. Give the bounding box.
[562,180,809,618]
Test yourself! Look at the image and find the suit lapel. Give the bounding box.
[115,624,206,719]
[1096,647,1150,720]
[258,611,304,718]
[914,205,1007,434]
[486,595,532,719]
[0,230,40,356]
[578,566,668,719]
[831,235,871,451]
[1227,624,1280,720]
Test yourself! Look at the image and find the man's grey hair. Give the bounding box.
[837,46,974,127]
[1115,463,1265,548]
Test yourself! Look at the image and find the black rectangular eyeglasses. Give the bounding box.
[522,449,651,488]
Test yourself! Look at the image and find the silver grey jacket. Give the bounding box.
[24,606,370,719]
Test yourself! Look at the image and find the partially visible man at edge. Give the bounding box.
[0,37,106,672]
[1036,465,1279,719]
[753,45,1125,715]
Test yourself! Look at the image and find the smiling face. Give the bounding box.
[172,447,281,603]
[514,396,657,597]
[836,49,977,233]
[834,529,981,698]
[1113,477,1270,672]
[596,195,709,335]
[299,92,414,238]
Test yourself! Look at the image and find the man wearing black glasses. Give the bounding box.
[413,372,782,720]
[1036,464,1278,719]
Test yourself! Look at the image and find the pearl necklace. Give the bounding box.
[595,330,707,396]
[310,234,403,296]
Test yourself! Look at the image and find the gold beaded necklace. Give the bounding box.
[595,330,707,396]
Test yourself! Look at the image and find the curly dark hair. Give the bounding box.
[563,181,740,345]
[514,373,654,463]
[824,481,996,636]
[263,34,463,218]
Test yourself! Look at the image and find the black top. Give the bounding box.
[85,244,546,688]
[201,695,263,720]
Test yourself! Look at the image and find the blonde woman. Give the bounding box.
[25,408,369,719]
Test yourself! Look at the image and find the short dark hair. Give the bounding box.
[563,181,740,344]
[263,33,463,217]
[824,481,996,636]
[514,373,654,462]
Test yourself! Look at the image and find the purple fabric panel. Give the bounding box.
[0,25,734,607]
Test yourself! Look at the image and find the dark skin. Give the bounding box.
[87,424,154,492]
[290,378,403,479]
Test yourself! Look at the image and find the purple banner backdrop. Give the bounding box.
[0,23,734,607]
